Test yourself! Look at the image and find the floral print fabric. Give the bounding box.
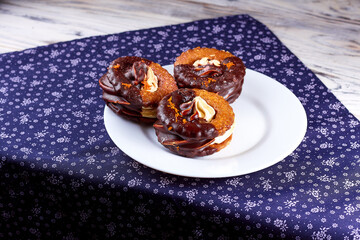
[0,15,359,239]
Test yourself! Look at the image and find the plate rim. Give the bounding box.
[103,68,307,178]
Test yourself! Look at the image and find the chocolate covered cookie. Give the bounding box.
[154,88,235,157]
[174,47,246,103]
[99,56,178,123]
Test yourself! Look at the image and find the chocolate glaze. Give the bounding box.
[154,89,222,157]
[154,123,218,157]
[174,57,246,103]
[156,89,219,140]
[107,102,155,124]
[99,56,153,122]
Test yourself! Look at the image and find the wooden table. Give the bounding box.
[1,0,359,119]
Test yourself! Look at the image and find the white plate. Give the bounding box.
[104,66,307,178]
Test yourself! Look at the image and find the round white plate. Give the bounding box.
[104,66,307,178]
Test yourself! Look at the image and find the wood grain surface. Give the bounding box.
[0,0,359,119]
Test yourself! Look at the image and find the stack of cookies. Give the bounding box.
[99,47,246,157]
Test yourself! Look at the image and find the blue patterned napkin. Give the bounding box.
[0,14,359,239]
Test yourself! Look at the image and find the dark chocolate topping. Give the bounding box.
[154,122,219,157]
[156,89,219,140]
[174,57,245,103]
[107,102,155,124]
[130,61,148,87]
[100,56,152,112]
[194,64,224,77]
